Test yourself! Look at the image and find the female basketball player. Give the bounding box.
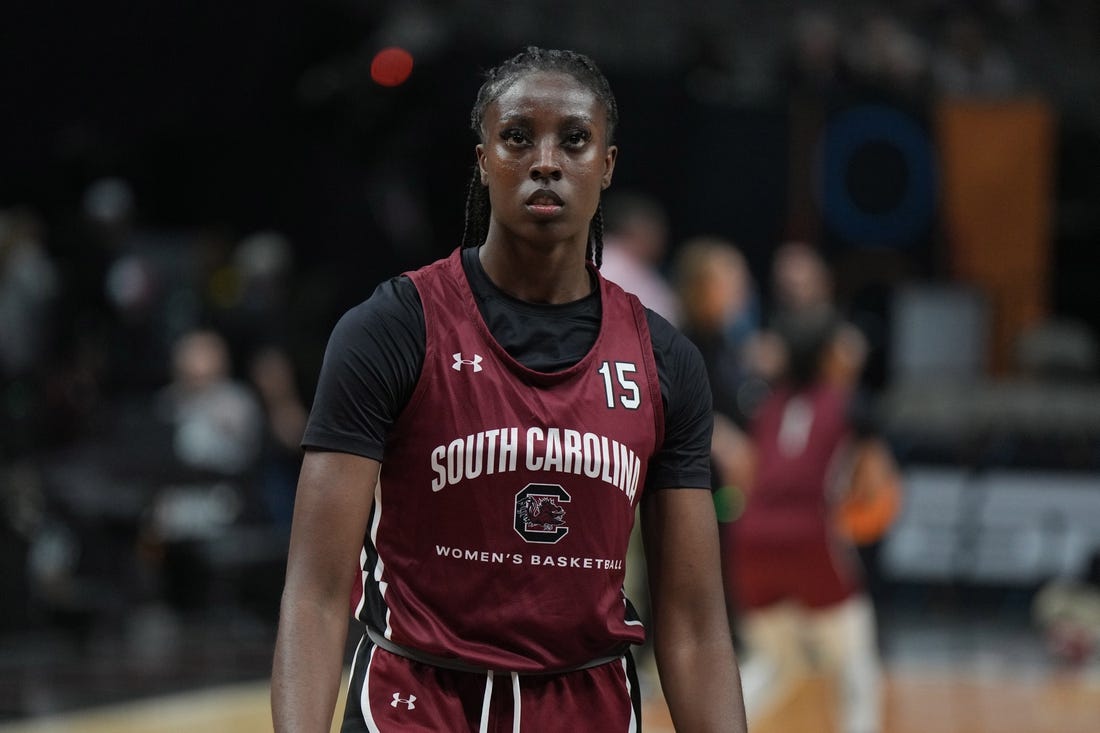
[726,309,892,733]
[271,47,746,732]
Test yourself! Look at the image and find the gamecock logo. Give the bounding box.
[514,483,571,544]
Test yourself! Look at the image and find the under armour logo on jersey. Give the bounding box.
[391,692,417,710]
[452,352,483,372]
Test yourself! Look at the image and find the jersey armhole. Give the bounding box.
[399,271,435,422]
[630,297,666,455]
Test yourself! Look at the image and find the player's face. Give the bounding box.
[476,71,617,249]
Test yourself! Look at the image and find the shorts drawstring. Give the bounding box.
[477,670,522,732]
[511,672,521,733]
[478,670,494,733]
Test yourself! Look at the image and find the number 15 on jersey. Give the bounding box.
[598,361,641,410]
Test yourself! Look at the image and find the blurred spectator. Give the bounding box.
[847,10,931,101]
[156,329,263,477]
[0,207,60,461]
[674,236,762,429]
[748,240,837,384]
[1033,550,1100,667]
[770,240,834,320]
[247,345,307,527]
[599,191,681,326]
[931,10,1019,98]
[782,7,853,100]
[206,230,298,364]
[83,177,206,394]
[0,207,59,379]
[136,329,268,613]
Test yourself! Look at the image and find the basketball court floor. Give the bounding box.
[1,598,1097,732]
[0,666,1097,733]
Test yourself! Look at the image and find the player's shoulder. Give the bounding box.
[644,307,703,366]
[332,274,424,340]
[350,274,421,319]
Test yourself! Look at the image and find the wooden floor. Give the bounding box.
[1,665,1097,733]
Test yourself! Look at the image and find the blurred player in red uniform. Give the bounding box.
[725,309,899,733]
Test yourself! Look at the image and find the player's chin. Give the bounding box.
[516,218,576,240]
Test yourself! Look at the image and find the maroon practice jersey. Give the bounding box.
[727,382,862,609]
[352,249,665,672]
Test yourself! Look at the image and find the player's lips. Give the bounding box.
[525,188,564,217]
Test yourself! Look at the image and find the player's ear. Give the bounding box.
[476,144,489,186]
[601,145,617,190]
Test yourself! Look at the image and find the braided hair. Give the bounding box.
[460,47,618,267]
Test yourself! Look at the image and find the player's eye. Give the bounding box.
[501,128,530,146]
[563,129,591,148]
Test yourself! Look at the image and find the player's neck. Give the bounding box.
[477,239,593,304]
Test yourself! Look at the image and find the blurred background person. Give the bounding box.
[724,308,902,733]
[89,179,208,396]
[672,236,764,615]
[781,7,852,102]
[598,190,681,327]
[768,239,834,324]
[247,345,307,529]
[140,327,274,618]
[674,236,761,431]
[156,329,263,479]
[0,207,60,460]
[0,208,58,384]
[931,9,1019,99]
[745,240,838,386]
[206,230,299,370]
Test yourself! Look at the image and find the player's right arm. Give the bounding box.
[271,449,378,732]
[271,276,425,732]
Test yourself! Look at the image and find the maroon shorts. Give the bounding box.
[342,635,642,732]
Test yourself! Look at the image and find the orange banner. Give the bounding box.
[936,98,1055,374]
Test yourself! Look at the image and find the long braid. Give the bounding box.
[588,202,604,268]
[460,166,490,250]
[461,46,617,267]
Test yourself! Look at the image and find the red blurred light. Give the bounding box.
[371,47,414,87]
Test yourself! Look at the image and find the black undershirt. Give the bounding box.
[461,246,602,372]
[302,246,713,491]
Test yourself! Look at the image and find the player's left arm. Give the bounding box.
[642,487,747,733]
[639,312,746,730]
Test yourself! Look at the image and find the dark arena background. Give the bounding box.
[2,2,1100,731]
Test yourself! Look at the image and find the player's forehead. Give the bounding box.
[486,71,604,126]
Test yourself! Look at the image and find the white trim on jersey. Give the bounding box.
[368,480,394,639]
[362,645,382,733]
[622,657,639,733]
[344,635,367,729]
[354,547,368,619]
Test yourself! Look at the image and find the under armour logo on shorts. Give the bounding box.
[452,352,483,372]
[391,692,417,709]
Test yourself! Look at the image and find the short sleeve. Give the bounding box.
[301,276,425,460]
[644,310,714,491]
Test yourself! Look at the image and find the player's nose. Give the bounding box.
[529,138,562,181]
